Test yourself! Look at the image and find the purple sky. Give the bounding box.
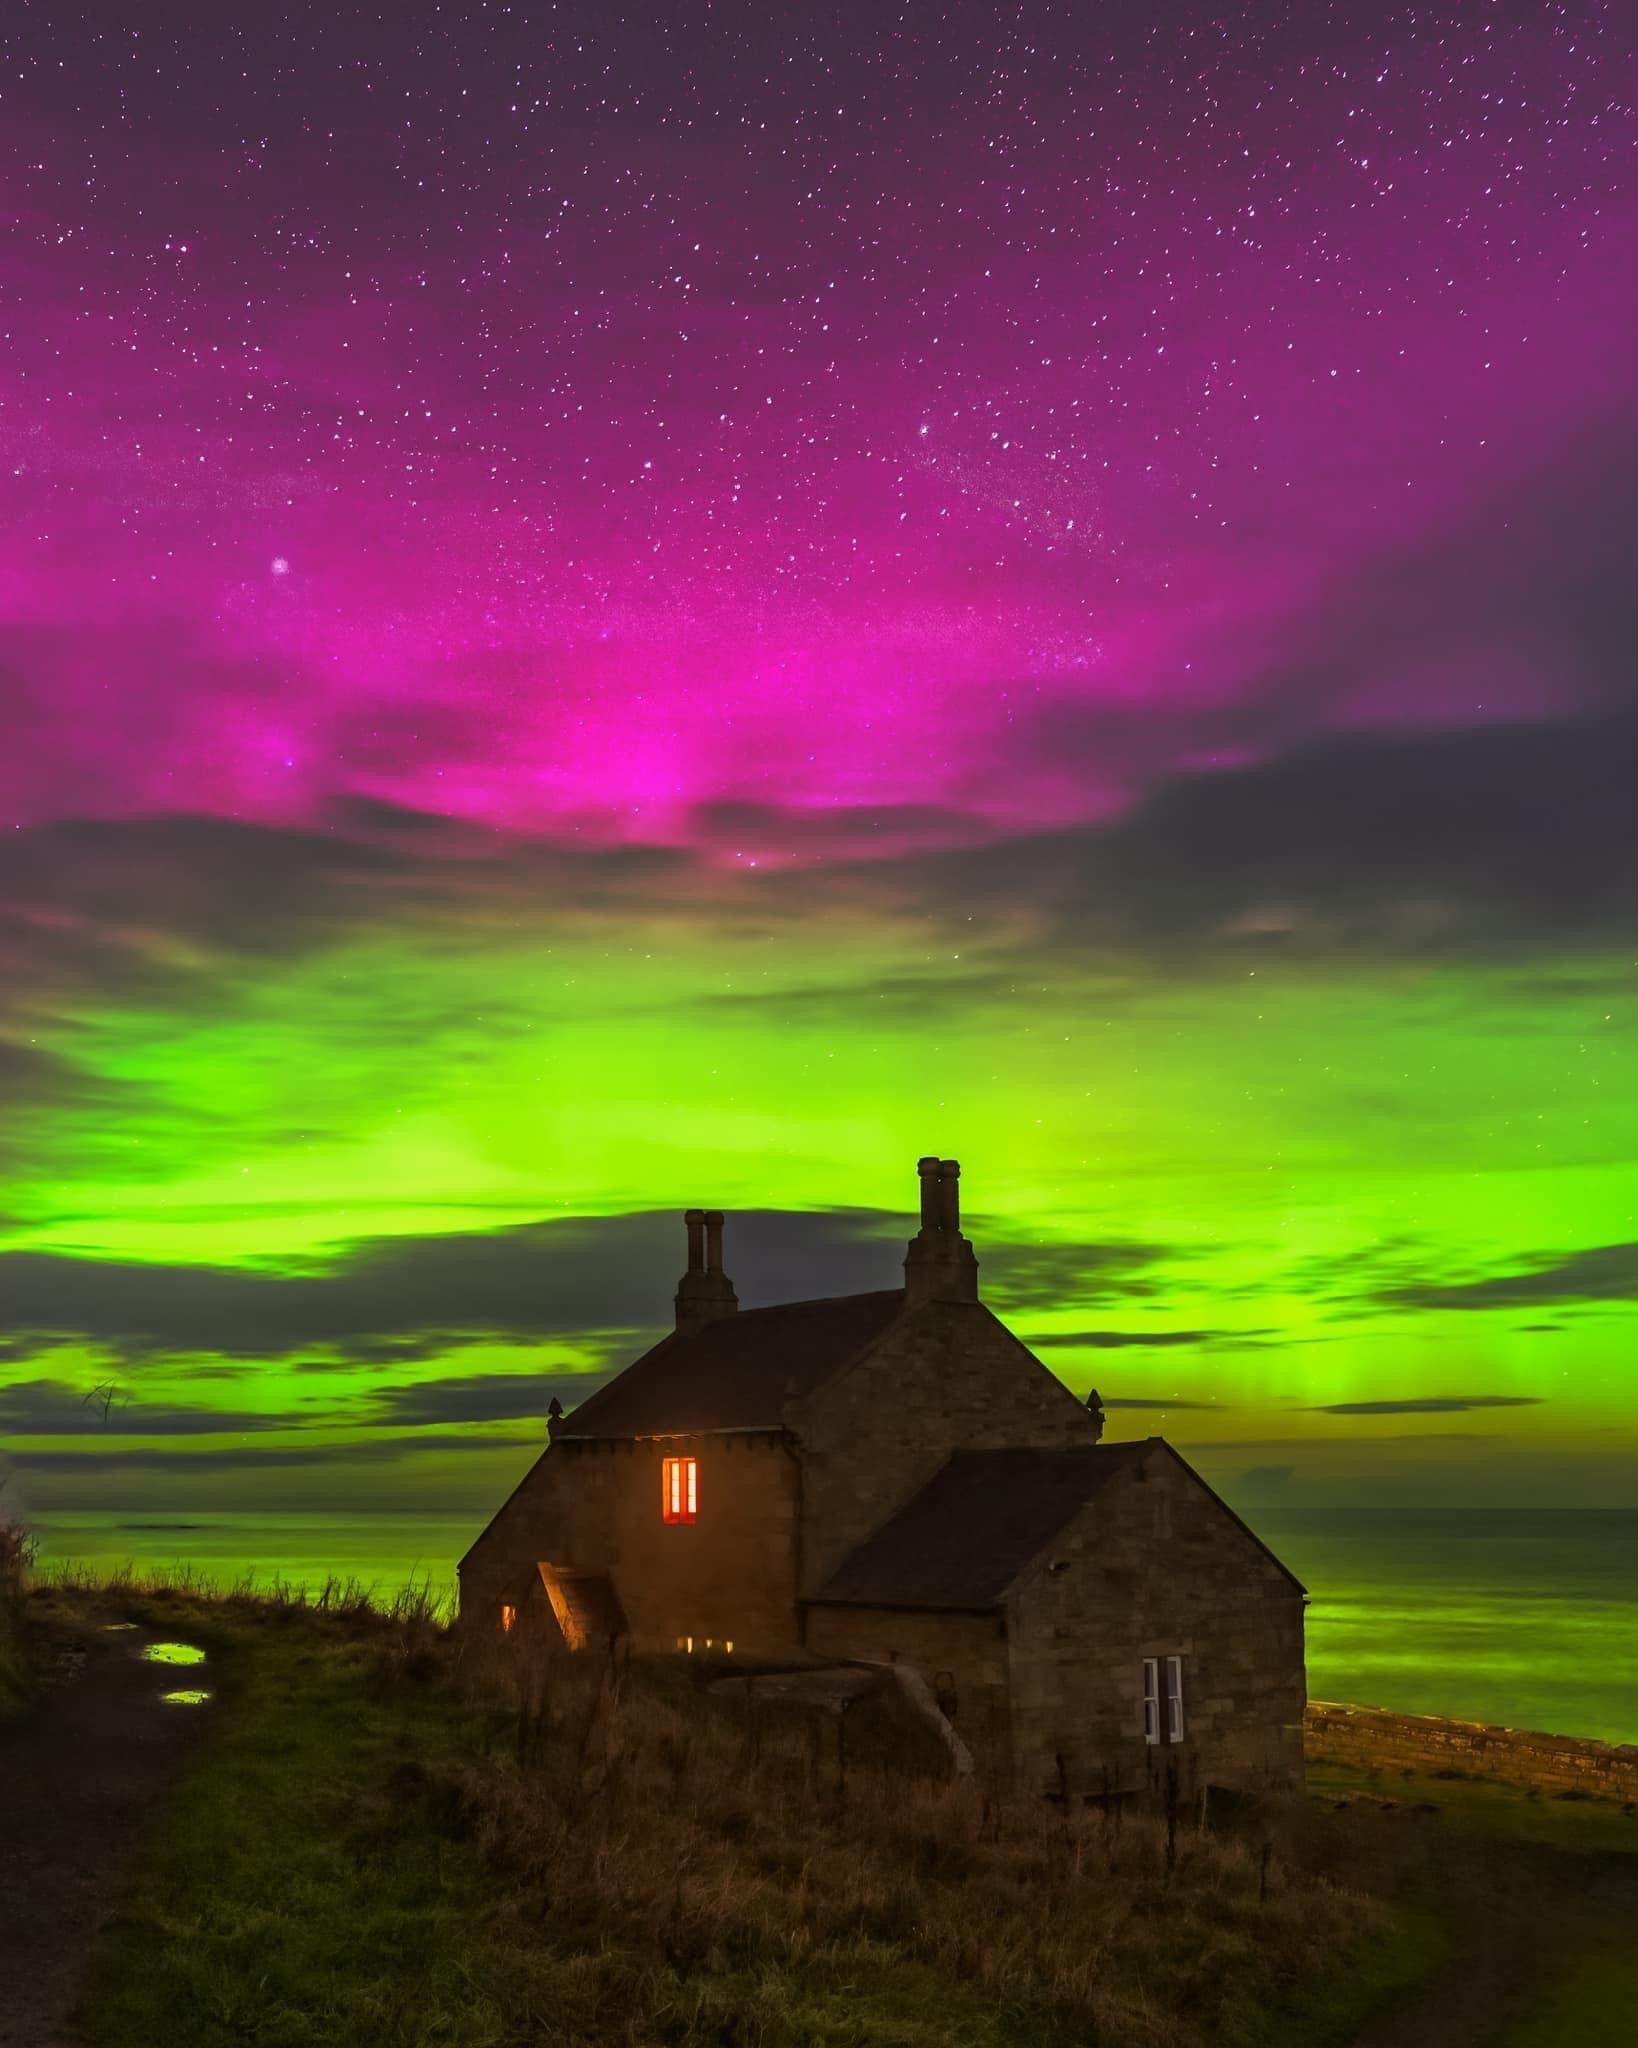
[2,5,1636,1535]
[5,3,1634,852]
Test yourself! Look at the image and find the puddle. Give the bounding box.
[100,1622,138,1632]
[141,1642,206,1666]
[160,1689,212,1706]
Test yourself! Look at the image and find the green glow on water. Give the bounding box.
[142,1642,207,1667]
[160,1689,212,1706]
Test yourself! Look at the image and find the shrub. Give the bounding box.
[0,1483,39,1710]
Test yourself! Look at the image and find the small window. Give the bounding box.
[1142,1655,1186,1744]
[1165,1655,1185,1743]
[500,1603,517,1634]
[662,1455,698,1524]
[1141,1657,1161,1744]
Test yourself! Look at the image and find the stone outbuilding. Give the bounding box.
[460,1158,1307,1798]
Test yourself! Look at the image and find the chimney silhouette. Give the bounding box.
[903,1156,979,1303]
[674,1206,738,1333]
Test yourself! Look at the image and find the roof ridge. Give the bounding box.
[551,1283,908,1440]
[730,1285,904,1317]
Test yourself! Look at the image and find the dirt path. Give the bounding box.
[0,1619,212,2048]
[1346,1834,1638,2048]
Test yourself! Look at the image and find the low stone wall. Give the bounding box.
[1306,1699,1638,1804]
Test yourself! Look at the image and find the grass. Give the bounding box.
[27,1570,1392,2048]
[0,1499,39,1714]
[24,1567,1635,2048]
[1499,1937,1638,2048]
[1299,1758,1638,2047]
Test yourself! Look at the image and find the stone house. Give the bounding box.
[460,1159,1306,1797]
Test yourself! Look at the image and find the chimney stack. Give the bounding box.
[903,1156,979,1304]
[674,1207,739,1333]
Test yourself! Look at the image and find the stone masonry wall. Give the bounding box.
[1306,1700,1638,1803]
[1004,1444,1305,1800]
[803,1603,1012,1774]
[462,1433,802,1655]
[790,1299,1099,1597]
[458,1444,567,1627]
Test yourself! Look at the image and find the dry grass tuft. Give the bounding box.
[431,1626,1382,2045]
[0,1485,40,1709]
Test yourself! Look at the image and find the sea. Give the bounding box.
[24,1506,1638,1747]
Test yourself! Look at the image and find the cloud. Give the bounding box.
[1234,1465,1296,1497]
[1379,1243,1638,1311]
[0,1206,909,1361]
[4,1432,533,1474]
[1306,1396,1544,1416]
[369,1372,604,1427]
[915,700,1638,963]
[1097,1396,1226,1410]
[0,1378,298,1436]
[1024,1327,1251,1350]
[0,1202,1190,1381]
[980,1241,1177,1311]
[979,430,1638,952]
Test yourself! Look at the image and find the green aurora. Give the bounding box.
[4,811,1634,1520]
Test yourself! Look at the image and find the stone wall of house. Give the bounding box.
[1003,1444,1306,1800]
[1305,1700,1638,1802]
[803,1602,1012,1773]
[791,1299,1100,1596]
[458,1444,567,1628]
[465,1432,802,1654]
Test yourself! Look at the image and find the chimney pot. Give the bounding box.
[917,1155,941,1230]
[938,1158,961,1234]
[675,1208,738,1331]
[903,1154,979,1303]
[684,1208,706,1273]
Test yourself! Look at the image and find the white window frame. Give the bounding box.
[1164,1654,1185,1743]
[1142,1654,1186,1744]
[1141,1656,1161,1744]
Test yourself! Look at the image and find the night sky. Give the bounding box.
[2,2,1635,1520]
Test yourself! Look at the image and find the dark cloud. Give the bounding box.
[1185,1432,1508,1448]
[980,1241,1175,1312]
[1097,1396,1226,1411]
[1025,1327,1242,1350]
[0,1378,297,1436]
[4,1431,532,1474]
[0,1205,1179,1371]
[976,431,1638,955]
[369,1371,604,1427]
[1233,1465,1296,1497]
[0,1206,903,1360]
[1307,1396,1544,1416]
[913,702,1638,963]
[1379,1243,1638,1311]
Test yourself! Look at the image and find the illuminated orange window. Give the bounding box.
[500,1603,517,1633]
[662,1456,698,1524]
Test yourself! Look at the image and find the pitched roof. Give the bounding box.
[810,1442,1155,1610]
[553,1289,905,1439]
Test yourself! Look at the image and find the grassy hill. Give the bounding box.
[11,1571,1635,2047]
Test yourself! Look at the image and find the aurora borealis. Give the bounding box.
[2,1,1635,1523]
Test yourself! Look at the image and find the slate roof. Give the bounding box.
[553,1289,906,1439]
[810,1442,1156,1610]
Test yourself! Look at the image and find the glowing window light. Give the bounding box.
[500,1603,517,1633]
[661,1455,698,1524]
